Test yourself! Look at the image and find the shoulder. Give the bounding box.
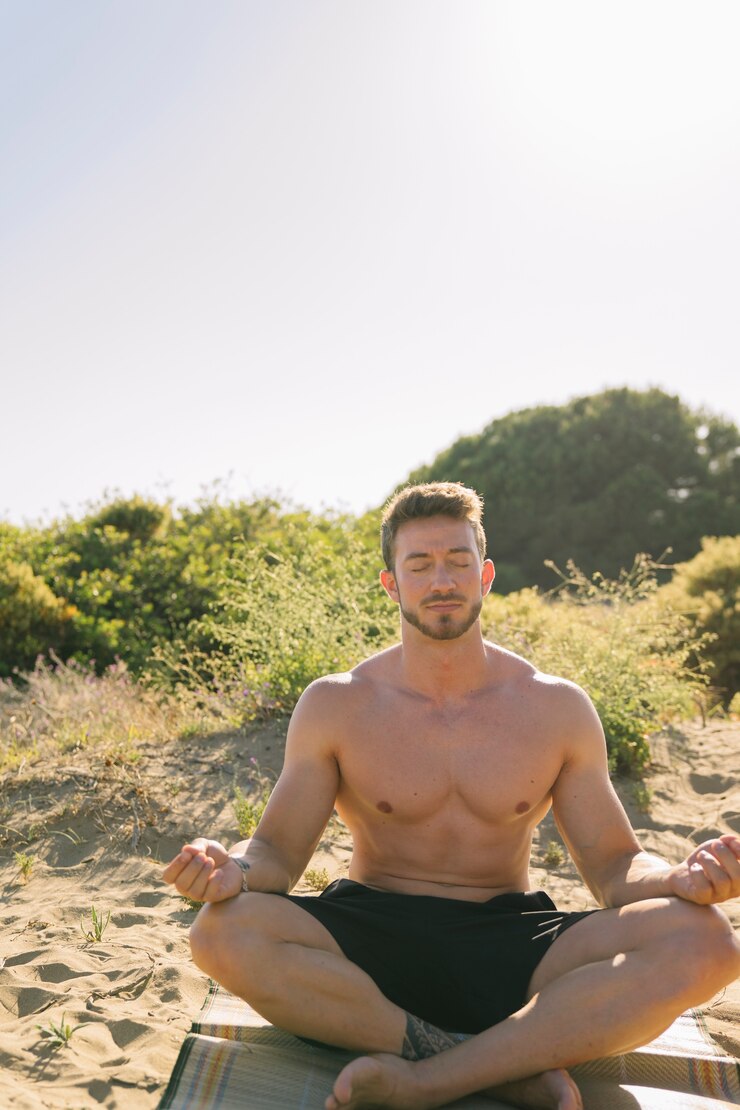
[487,640,594,704]
[290,647,398,728]
[486,642,604,750]
[529,672,606,764]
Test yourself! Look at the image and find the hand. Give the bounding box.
[668,835,740,905]
[161,838,243,903]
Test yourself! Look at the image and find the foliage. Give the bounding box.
[659,536,740,702]
[303,867,330,890]
[0,561,77,677]
[155,522,396,723]
[0,654,186,773]
[542,841,564,867]
[408,388,740,592]
[14,850,36,881]
[0,494,288,677]
[80,904,111,943]
[482,554,708,773]
[179,895,204,912]
[0,493,385,683]
[632,783,653,813]
[35,1013,84,1049]
[233,783,271,839]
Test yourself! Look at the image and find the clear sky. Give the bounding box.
[2,1,739,525]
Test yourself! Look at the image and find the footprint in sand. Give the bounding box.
[689,771,735,795]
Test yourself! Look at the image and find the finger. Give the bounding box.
[185,859,218,902]
[183,839,210,854]
[707,840,740,894]
[686,861,714,902]
[175,852,214,896]
[694,850,732,900]
[161,847,200,883]
[712,839,740,873]
[718,834,740,860]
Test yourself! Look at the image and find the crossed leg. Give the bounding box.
[189,892,740,1110]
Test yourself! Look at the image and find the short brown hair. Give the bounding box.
[380,482,486,570]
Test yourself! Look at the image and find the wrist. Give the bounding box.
[230,855,251,892]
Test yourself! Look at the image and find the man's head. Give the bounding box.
[379,483,493,642]
[380,482,486,573]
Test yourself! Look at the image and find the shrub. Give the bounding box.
[0,562,77,677]
[154,524,397,723]
[483,555,707,773]
[660,536,740,703]
[0,654,184,772]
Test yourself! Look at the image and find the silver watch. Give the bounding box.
[233,856,250,892]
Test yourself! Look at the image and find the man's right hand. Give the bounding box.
[162,838,243,903]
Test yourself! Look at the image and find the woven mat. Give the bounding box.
[158,983,740,1109]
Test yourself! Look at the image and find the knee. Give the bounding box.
[664,901,740,997]
[189,893,274,980]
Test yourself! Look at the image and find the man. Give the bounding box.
[163,482,740,1110]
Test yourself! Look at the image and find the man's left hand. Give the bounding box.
[668,834,740,904]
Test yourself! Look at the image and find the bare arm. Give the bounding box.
[162,678,342,901]
[551,685,740,907]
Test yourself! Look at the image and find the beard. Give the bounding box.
[399,594,483,641]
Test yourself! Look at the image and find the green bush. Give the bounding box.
[154,523,396,723]
[660,536,740,702]
[0,494,290,675]
[0,562,77,677]
[483,555,707,773]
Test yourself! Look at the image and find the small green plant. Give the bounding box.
[304,867,330,891]
[36,1013,83,1049]
[179,895,204,912]
[233,784,270,839]
[14,850,36,882]
[80,904,111,943]
[632,783,653,813]
[543,841,564,867]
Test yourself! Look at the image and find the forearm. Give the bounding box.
[228,835,299,894]
[597,849,674,908]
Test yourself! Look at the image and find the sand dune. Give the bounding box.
[1,718,738,1107]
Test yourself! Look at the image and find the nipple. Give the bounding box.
[515,800,530,814]
[376,800,393,814]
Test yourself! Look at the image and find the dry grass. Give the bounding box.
[0,656,192,774]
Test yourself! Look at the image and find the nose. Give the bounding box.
[430,563,456,593]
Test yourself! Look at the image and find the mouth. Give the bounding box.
[425,601,463,612]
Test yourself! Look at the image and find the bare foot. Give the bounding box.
[325,1053,426,1110]
[325,1055,581,1110]
[489,1068,582,1110]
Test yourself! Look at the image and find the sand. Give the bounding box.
[1,717,738,1108]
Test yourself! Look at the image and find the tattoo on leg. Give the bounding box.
[401,1013,472,1060]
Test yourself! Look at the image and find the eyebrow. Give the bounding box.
[403,546,475,562]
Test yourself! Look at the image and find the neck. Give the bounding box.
[398,623,489,699]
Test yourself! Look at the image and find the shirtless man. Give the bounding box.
[163,482,740,1110]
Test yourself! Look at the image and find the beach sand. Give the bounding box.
[1,718,738,1107]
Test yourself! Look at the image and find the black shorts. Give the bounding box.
[284,878,595,1034]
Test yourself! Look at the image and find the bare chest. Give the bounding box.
[335,695,562,827]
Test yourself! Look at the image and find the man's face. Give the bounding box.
[380,516,494,642]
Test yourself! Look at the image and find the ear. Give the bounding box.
[380,568,399,603]
[481,559,495,597]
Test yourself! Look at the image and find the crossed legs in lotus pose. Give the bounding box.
[190,892,740,1110]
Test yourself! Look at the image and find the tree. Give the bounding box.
[406,388,740,591]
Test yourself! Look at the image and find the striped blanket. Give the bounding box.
[159,983,740,1109]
